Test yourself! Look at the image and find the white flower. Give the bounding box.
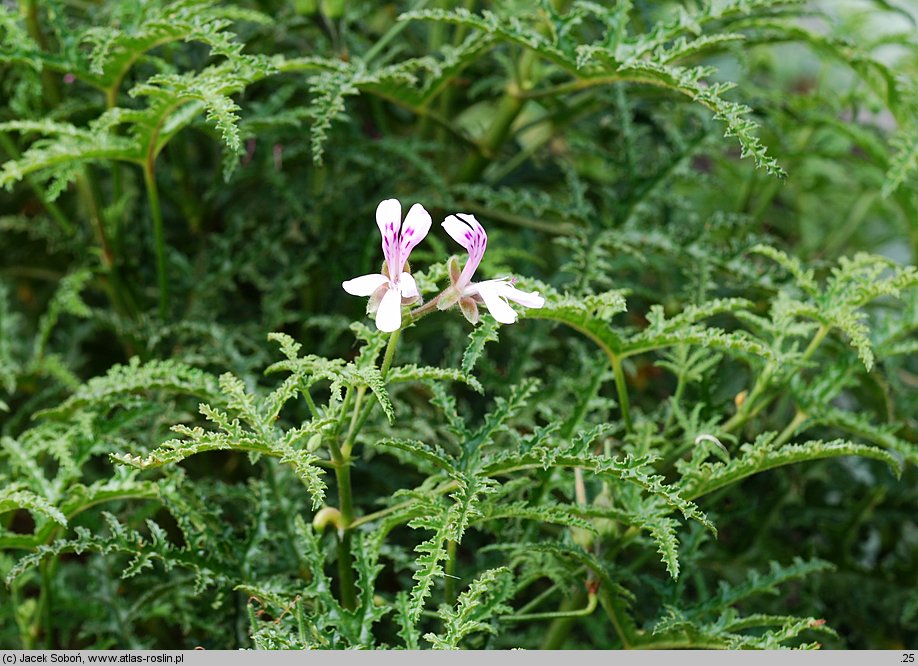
[440,213,544,324]
[342,198,432,332]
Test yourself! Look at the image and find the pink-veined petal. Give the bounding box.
[474,281,518,324]
[398,272,419,298]
[342,273,389,296]
[442,213,488,288]
[375,287,402,332]
[497,282,544,309]
[376,198,402,280]
[442,214,475,252]
[396,204,431,273]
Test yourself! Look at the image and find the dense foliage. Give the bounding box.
[1,0,917,650]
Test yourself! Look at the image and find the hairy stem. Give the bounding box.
[408,293,443,320]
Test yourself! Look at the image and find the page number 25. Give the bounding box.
[903,654,915,663]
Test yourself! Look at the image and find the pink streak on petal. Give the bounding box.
[397,203,432,274]
[376,199,402,281]
[442,214,488,288]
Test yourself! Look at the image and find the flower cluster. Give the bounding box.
[343,199,545,332]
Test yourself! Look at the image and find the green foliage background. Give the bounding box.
[1,0,917,650]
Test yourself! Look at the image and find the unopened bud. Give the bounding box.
[734,390,748,408]
[306,434,323,453]
[312,506,342,532]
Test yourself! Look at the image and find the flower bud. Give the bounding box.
[306,434,323,453]
[312,506,343,532]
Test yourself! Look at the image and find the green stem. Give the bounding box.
[75,172,113,267]
[455,1,576,182]
[339,329,401,457]
[506,592,596,623]
[516,581,561,616]
[302,388,321,420]
[349,480,459,529]
[538,590,585,649]
[457,89,526,182]
[143,161,169,319]
[20,0,60,107]
[328,385,357,609]
[75,171,137,320]
[363,0,430,63]
[333,460,357,611]
[773,409,808,448]
[611,354,633,434]
[38,558,54,647]
[801,324,830,363]
[444,539,458,606]
[723,325,829,434]
[663,371,687,432]
[340,387,365,457]
[380,329,401,378]
[408,294,443,321]
[598,587,636,649]
[330,330,401,611]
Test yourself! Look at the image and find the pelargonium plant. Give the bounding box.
[2,0,917,652]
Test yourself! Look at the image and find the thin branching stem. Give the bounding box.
[333,329,402,611]
[611,354,633,434]
[724,324,829,434]
[503,592,597,622]
[774,409,809,448]
[444,539,458,606]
